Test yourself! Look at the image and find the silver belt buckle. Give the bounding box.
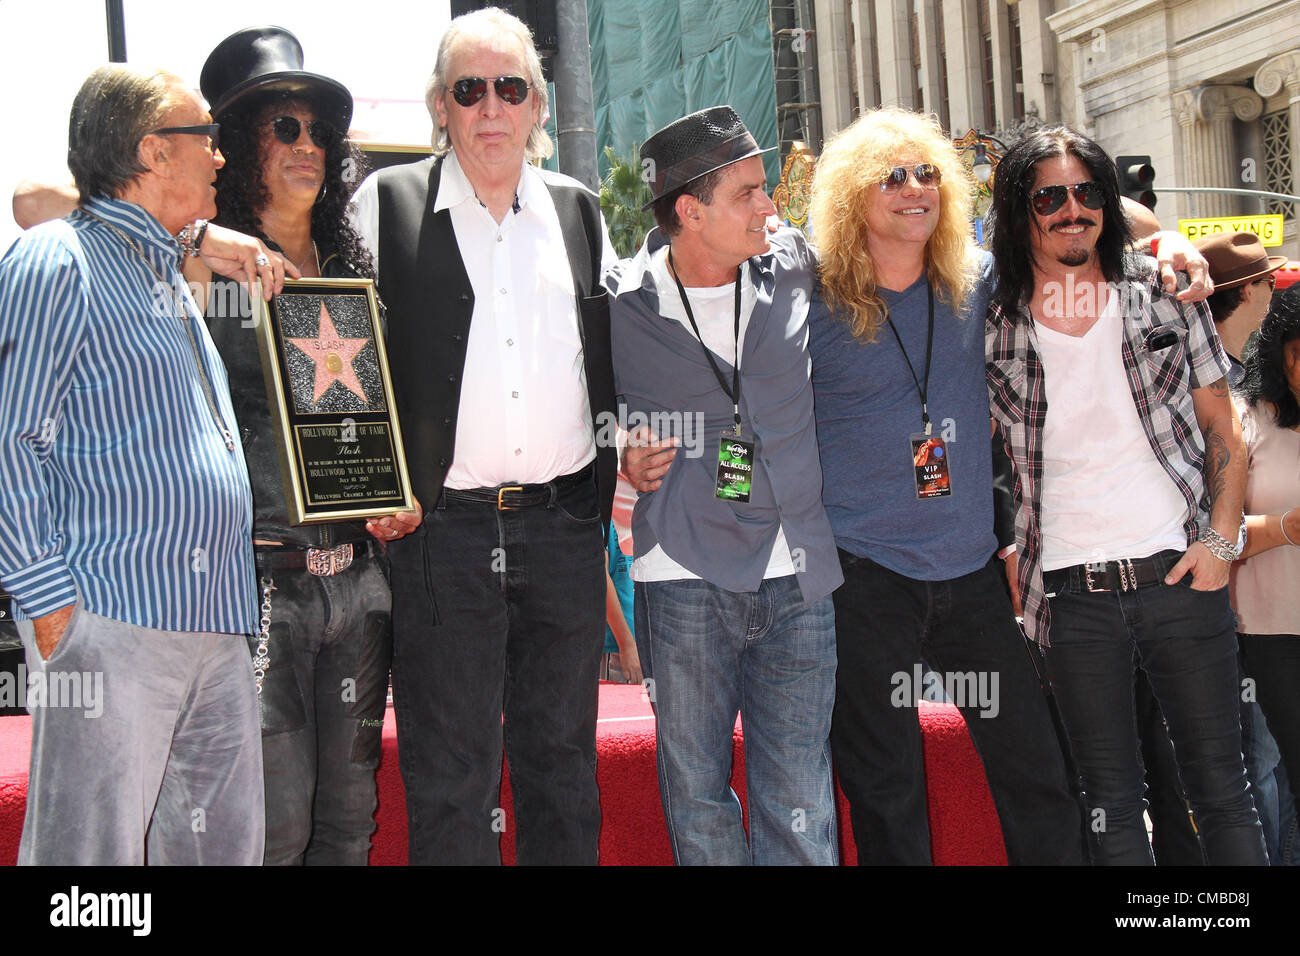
[1084,561,1108,593]
[305,542,353,576]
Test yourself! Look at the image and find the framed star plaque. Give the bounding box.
[251,277,414,525]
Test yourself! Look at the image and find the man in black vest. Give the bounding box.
[351,7,616,864]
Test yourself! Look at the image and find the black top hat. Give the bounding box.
[200,26,353,130]
[640,105,775,209]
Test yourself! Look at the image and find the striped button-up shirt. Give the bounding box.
[0,196,256,634]
[985,256,1230,646]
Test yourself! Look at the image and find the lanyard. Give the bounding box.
[85,211,236,451]
[884,281,936,436]
[668,250,743,435]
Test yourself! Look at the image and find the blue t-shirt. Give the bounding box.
[809,256,997,580]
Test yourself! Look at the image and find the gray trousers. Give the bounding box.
[17,603,264,865]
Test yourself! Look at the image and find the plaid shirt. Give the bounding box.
[985,256,1230,646]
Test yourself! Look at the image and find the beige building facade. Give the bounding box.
[811,0,1300,257]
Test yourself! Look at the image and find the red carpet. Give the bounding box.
[1,685,1006,865]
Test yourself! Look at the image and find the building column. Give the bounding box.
[916,0,943,123]
[815,0,854,137]
[1173,85,1262,218]
[874,0,915,108]
[987,0,1014,131]
[1017,0,1057,122]
[1255,50,1300,212]
[941,0,982,133]
[850,0,877,111]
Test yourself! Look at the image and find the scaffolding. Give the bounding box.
[771,0,823,161]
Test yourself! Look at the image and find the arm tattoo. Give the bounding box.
[1205,377,1229,398]
[1203,425,1230,505]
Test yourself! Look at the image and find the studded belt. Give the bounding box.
[254,541,361,576]
[1042,550,1182,595]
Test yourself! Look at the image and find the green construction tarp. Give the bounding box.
[587,0,778,187]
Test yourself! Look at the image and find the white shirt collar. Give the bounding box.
[433,149,537,216]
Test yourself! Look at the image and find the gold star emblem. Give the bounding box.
[288,301,369,404]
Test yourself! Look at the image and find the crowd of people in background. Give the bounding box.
[1,5,1297,867]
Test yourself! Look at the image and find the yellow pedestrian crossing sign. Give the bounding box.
[1178,214,1285,246]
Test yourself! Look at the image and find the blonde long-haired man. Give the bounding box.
[807,107,1085,864]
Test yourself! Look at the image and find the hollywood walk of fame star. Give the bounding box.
[287,301,370,405]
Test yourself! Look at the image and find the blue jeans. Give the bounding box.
[388,470,605,865]
[252,549,391,865]
[1043,558,1268,865]
[634,575,838,865]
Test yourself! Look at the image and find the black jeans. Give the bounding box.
[388,471,605,865]
[1043,557,1268,865]
[253,550,392,865]
[831,551,1084,865]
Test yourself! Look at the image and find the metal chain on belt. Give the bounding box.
[252,575,275,695]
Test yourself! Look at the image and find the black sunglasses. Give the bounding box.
[151,123,220,151]
[1030,181,1105,216]
[879,163,942,192]
[450,75,531,107]
[266,116,337,149]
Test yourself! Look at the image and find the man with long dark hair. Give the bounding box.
[986,126,1268,864]
[194,26,416,865]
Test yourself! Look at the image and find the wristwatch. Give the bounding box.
[178,219,209,258]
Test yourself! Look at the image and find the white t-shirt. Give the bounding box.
[1037,292,1187,570]
[351,151,615,489]
[632,245,795,583]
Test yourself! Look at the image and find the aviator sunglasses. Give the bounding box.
[879,163,942,192]
[450,75,531,107]
[1030,181,1105,216]
[267,116,337,149]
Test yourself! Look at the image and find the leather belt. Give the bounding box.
[442,462,594,511]
[254,541,367,577]
[1043,550,1181,594]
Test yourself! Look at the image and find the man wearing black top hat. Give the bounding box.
[350,6,616,865]
[606,106,841,864]
[196,26,414,865]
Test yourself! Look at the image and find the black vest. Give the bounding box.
[374,156,616,530]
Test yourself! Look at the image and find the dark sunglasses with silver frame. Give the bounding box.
[150,123,221,151]
[879,163,942,192]
[1029,180,1106,217]
[450,75,531,107]
[267,115,337,149]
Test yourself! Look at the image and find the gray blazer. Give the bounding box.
[606,227,842,604]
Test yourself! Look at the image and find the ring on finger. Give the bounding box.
[255,254,271,267]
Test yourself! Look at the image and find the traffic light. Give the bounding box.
[1116,155,1156,210]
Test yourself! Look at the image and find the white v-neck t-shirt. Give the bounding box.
[1036,292,1187,570]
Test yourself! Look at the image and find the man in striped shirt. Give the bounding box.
[0,65,284,864]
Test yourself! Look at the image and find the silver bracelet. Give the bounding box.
[1282,509,1299,547]
[1198,525,1239,561]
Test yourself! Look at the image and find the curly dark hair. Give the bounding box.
[1240,284,1300,429]
[988,126,1132,316]
[213,92,374,279]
